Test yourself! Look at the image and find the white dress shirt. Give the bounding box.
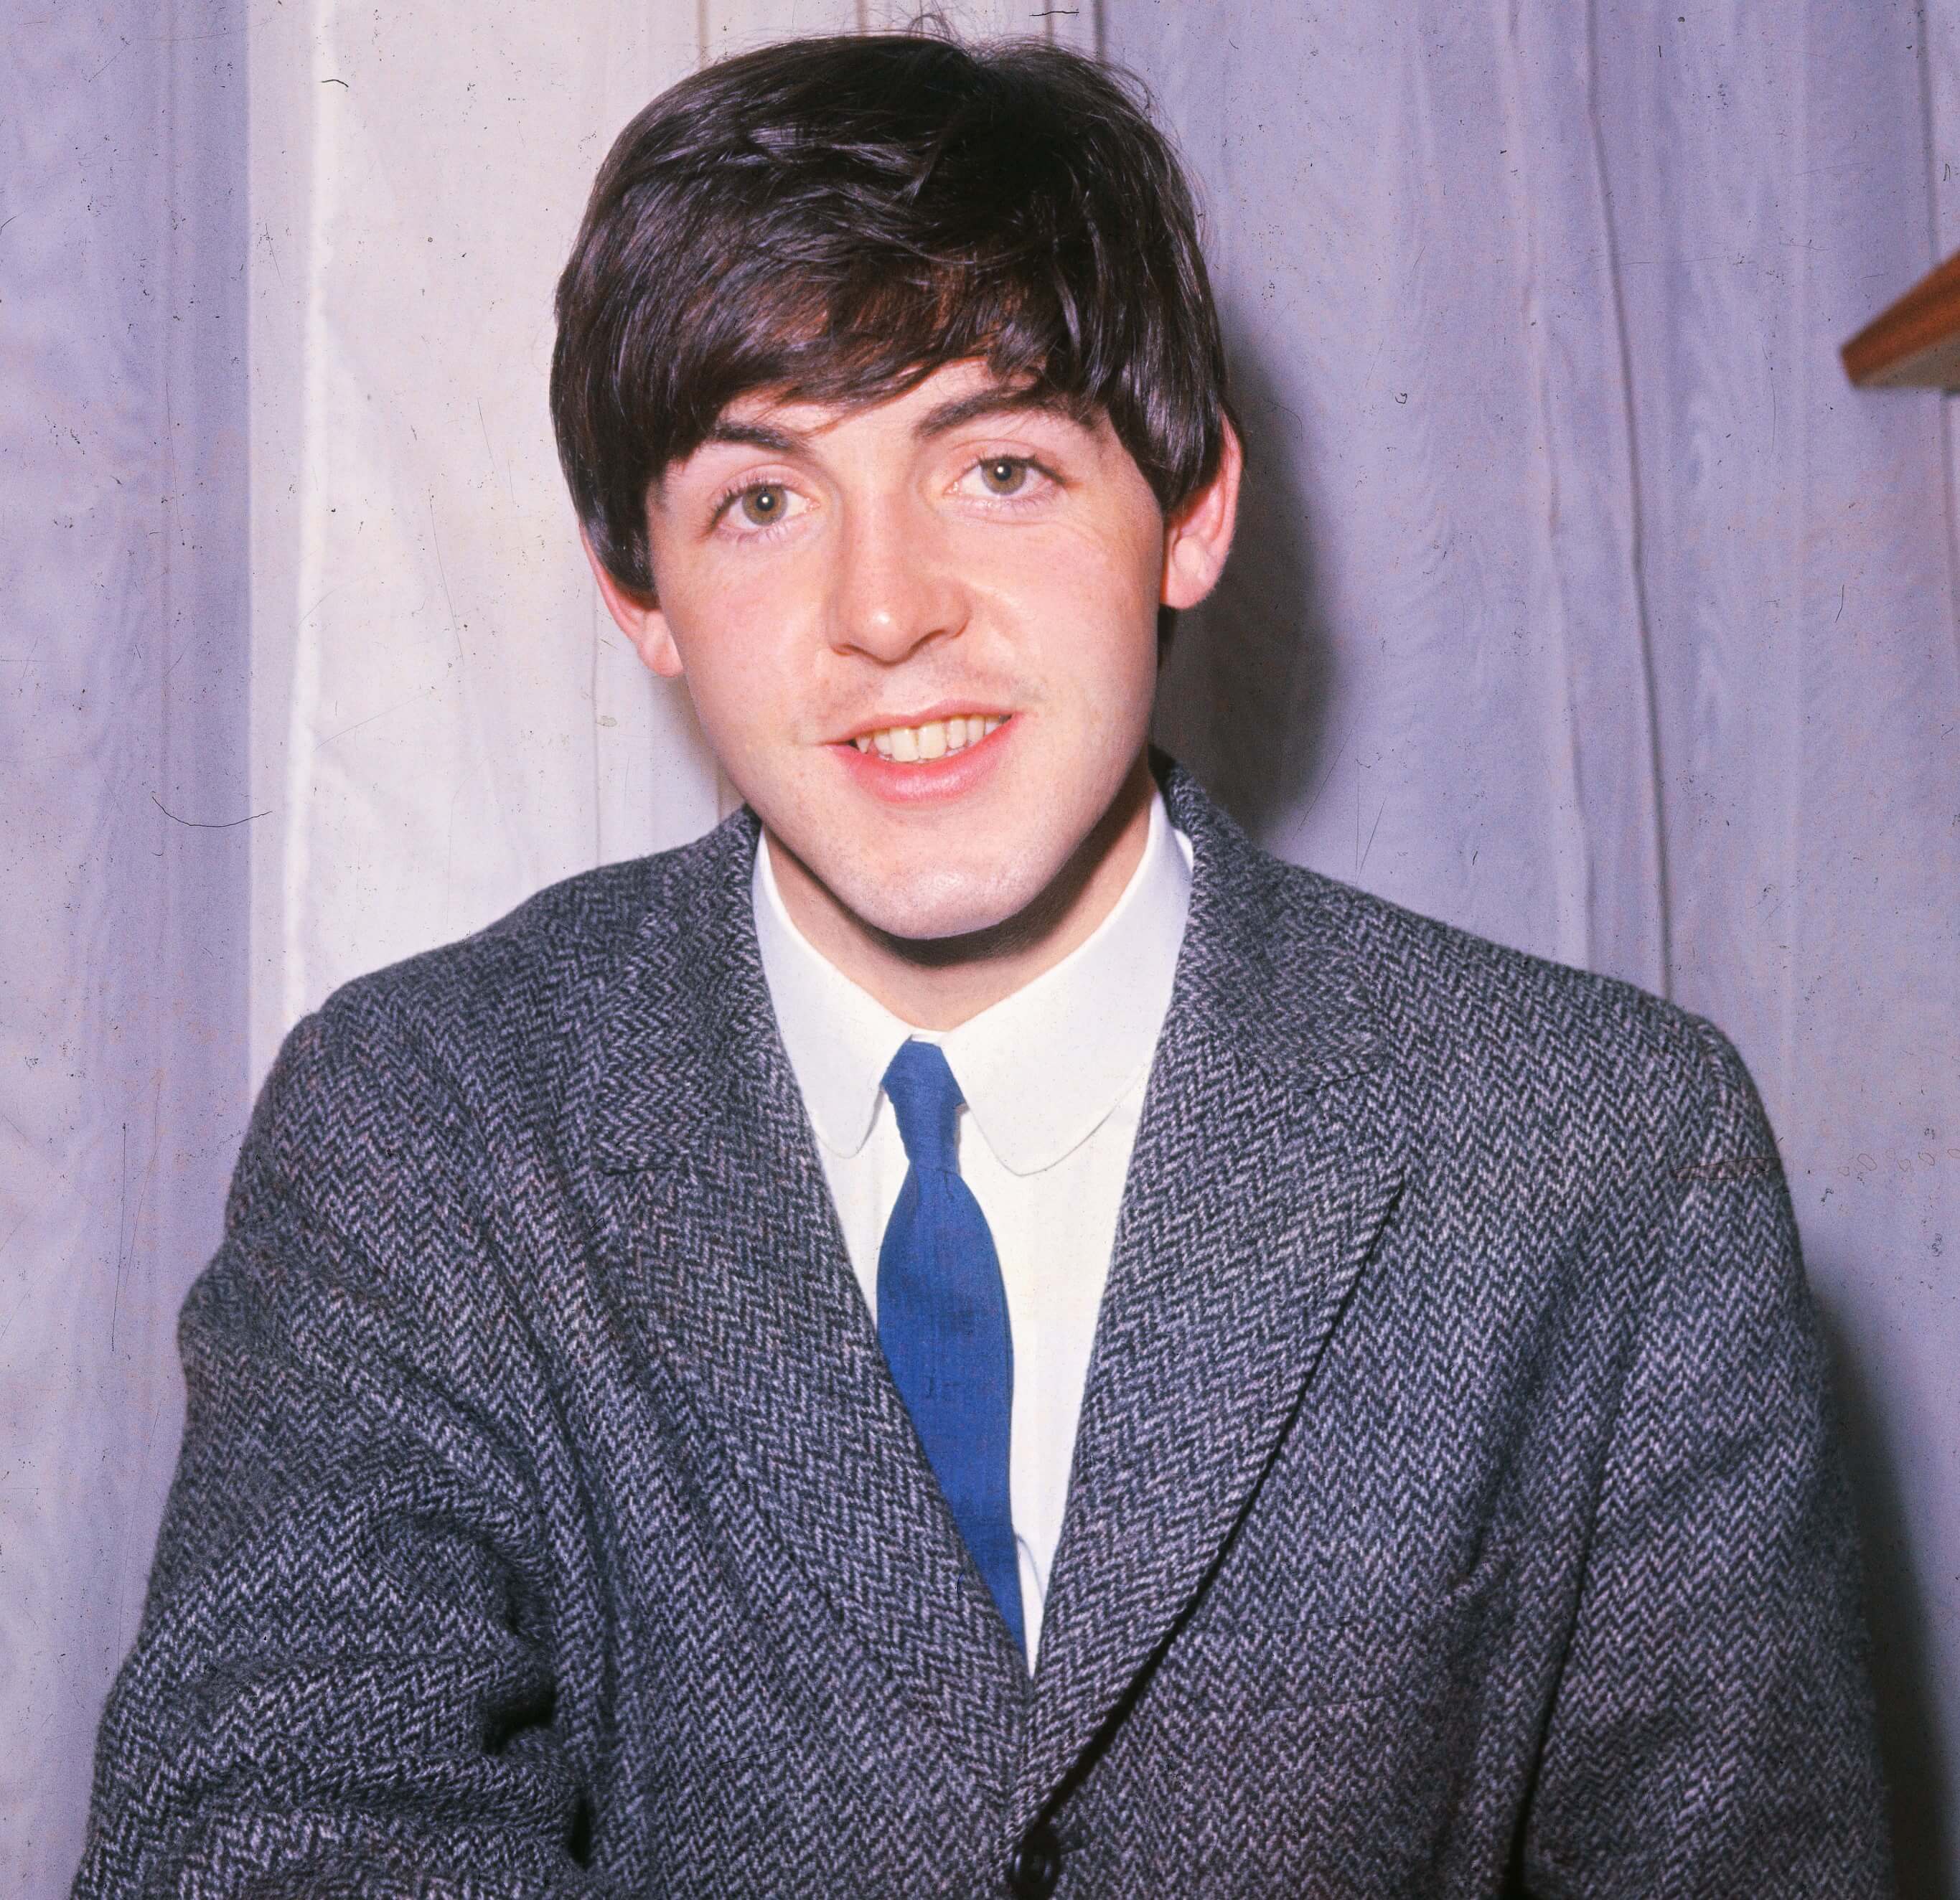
[752,790,1194,1662]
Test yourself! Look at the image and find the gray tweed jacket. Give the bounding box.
[75,762,1890,1899]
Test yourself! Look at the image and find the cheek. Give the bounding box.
[684,639,795,759]
[993,531,1160,700]
[657,570,805,730]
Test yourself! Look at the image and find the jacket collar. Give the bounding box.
[583,794,1035,1810]
[1008,761,1407,1829]
[583,758,1408,1827]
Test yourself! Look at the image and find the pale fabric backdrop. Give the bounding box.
[4,4,250,1889]
[5,0,1958,1892]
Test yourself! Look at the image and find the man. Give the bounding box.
[75,30,1888,1899]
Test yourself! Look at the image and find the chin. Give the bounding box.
[827,851,1056,946]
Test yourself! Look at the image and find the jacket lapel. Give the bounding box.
[1011,770,1408,1829]
[583,814,1030,1806]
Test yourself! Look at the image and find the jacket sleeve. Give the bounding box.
[71,1007,619,1900]
[1519,1016,1893,1896]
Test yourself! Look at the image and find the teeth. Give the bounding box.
[851,715,1006,761]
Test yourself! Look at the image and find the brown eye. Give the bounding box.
[979,458,1029,495]
[738,484,787,525]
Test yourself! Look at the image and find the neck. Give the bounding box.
[767,755,1157,1031]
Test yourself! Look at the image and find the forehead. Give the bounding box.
[694,359,1106,460]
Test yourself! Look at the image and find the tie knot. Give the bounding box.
[881,1040,965,1172]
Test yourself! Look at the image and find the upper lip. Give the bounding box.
[831,702,1011,744]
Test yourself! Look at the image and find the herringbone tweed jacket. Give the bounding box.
[75,762,1890,1899]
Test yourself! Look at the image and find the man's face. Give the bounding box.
[595,359,1235,947]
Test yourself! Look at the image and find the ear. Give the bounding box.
[581,530,683,678]
[1160,420,1243,612]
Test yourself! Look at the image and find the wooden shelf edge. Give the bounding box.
[1844,250,1960,388]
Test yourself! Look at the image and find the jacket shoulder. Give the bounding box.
[1262,857,1738,1158]
[231,822,748,1232]
[305,820,738,1073]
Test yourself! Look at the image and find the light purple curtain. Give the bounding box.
[1,3,248,1892]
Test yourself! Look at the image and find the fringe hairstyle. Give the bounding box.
[550,32,1234,608]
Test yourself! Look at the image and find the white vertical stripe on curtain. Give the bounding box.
[248,0,718,1078]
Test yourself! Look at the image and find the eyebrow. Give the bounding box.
[697,418,804,458]
[911,385,1087,438]
[695,387,1087,461]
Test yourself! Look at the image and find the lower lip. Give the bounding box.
[830,718,1016,805]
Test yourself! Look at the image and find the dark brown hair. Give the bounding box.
[550,31,1232,602]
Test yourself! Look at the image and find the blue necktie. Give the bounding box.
[876,1040,1025,1656]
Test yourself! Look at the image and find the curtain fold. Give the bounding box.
[1,6,249,1892]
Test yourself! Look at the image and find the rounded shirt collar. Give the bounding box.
[752,789,1194,1177]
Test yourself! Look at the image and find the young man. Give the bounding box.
[76,32,1888,1900]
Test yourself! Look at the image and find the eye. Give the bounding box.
[736,483,792,527]
[713,478,809,538]
[956,455,1055,504]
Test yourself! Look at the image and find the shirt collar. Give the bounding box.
[753,787,1194,1177]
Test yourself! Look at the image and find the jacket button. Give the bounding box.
[1007,1822,1061,1899]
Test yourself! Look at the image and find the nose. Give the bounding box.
[824,490,970,663]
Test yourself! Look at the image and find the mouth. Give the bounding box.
[829,707,1017,805]
[845,712,1010,763]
